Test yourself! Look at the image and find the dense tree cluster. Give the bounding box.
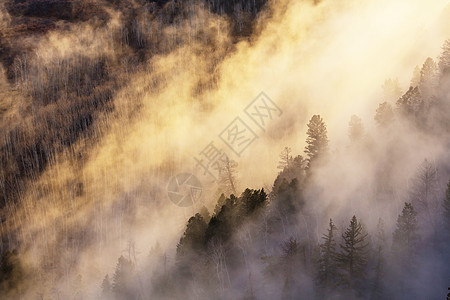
[123,43,449,299]
[95,50,450,296]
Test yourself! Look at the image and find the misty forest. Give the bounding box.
[0,0,450,299]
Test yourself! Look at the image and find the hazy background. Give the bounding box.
[0,0,449,298]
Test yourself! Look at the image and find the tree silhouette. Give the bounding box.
[200,205,211,223]
[396,86,423,119]
[177,213,207,257]
[374,102,394,127]
[218,155,238,196]
[371,218,386,300]
[214,193,227,216]
[305,115,328,168]
[410,65,421,87]
[270,178,304,236]
[281,237,301,299]
[278,147,293,170]
[382,78,402,102]
[316,219,338,292]
[409,159,439,230]
[101,274,112,299]
[112,256,135,299]
[419,57,438,99]
[337,216,369,292]
[392,203,420,266]
[438,39,450,76]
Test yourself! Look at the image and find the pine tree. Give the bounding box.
[199,205,211,223]
[101,274,112,299]
[278,147,293,170]
[270,178,303,236]
[316,219,338,291]
[419,57,438,99]
[337,216,369,292]
[348,115,364,142]
[382,78,402,102]
[272,154,306,194]
[392,203,420,265]
[374,102,394,127]
[218,155,238,196]
[396,86,423,118]
[214,193,227,216]
[206,189,267,247]
[175,213,208,284]
[112,256,135,299]
[176,213,207,257]
[281,237,301,299]
[390,203,421,297]
[409,159,439,230]
[410,160,439,206]
[207,195,238,244]
[305,115,329,168]
[438,39,450,76]
[281,237,301,264]
[410,65,421,87]
[371,218,386,300]
[240,188,267,216]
